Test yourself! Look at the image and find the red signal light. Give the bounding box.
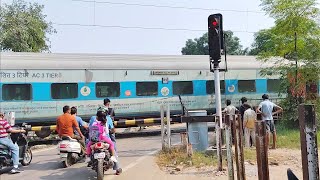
[212,21,218,26]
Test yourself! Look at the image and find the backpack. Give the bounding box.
[89,124,101,143]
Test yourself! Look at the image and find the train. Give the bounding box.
[0,52,284,136]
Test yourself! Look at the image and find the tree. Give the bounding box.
[257,0,320,127]
[181,30,246,55]
[0,0,56,52]
[249,29,274,55]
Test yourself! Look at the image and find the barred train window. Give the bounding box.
[136,82,158,96]
[96,82,120,97]
[238,80,256,93]
[51,83,78,99]
[206,80,225,94]
[267,79,280,92]
[2,84,32,101]
[173,81,193,95]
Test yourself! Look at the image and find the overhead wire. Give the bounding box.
[47,0,260,34]
[70,0,265,14]
[52,23,256,33]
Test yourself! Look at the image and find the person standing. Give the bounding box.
[243,104,256,147]
[239,97,248,122]
[222,100,238,145]
[256,94,283,149]
[222,99,238,120]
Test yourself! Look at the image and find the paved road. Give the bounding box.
[0,134,180,180]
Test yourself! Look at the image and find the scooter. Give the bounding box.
[58,136,85,168]
[90,141,114,180]
[0,124,33,174]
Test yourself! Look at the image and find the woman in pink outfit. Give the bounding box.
[86,110,117,163]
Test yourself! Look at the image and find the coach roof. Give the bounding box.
[0,52,280,70]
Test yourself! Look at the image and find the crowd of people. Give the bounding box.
[55,98,122,175]
[222,94,283,149]
[0,94,283,175]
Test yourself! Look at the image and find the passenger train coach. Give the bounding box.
[0,53,282,127]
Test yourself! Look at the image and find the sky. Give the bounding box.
[1,0,281,55]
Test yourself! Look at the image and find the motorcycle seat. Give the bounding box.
[61,136,78,142]
[0,144,9,150]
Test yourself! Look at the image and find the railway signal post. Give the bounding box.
[208,13,224,171]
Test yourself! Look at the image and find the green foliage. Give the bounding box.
[255,0,320,126]
[0,0,56,52]
[181,30,247,55]
[249,29,274,55]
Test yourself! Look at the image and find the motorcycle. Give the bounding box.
[58,136,85,168]
[90,141,114,180]
[0,124,33,173]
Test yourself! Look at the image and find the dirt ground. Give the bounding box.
[161,148,303,180]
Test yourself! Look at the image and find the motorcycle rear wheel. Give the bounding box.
[97,159,104,180]
[62,154,75,168]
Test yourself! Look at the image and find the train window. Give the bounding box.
[96,82,120,97]
[173,81,193,95]
[206,80,225,94]
[51,83,78,99]
[238,80,256,93]
[267,79,281,92]
[136,82,158,96]
[2,84,32,101]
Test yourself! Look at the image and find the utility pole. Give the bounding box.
[208,13,224,171]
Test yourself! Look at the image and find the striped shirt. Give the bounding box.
[0,120,12,138]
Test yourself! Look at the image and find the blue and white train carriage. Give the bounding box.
[0,53,281,127]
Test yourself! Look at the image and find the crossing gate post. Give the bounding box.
[299,104,319,180]
[166,105,171,149]
[255,121,269,180]
[216,115,223,171]
[225,114,234,180]
[233,114,245,180]
[161,105,165,150]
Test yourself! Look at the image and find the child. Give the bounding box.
[86,110,117,163]
[243,104,256,147]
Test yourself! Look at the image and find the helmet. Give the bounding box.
[97,106,108,114]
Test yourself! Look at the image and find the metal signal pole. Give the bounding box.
[208,13,224,171]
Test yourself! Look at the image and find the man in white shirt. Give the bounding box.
[222,99,238,121]
[243,104,256,147]
[256,94,283,149]
[222,99,238,144]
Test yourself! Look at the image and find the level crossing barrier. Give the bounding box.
[29,117,176,132]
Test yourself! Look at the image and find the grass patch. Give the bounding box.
[269,125,320,149]
[277,127,301,149]
[156,146,217,168]
[243,148,256,161]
